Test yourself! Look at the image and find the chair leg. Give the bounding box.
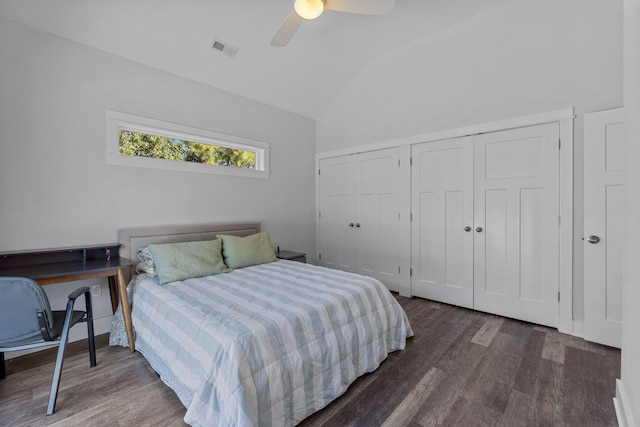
[1,352,5,380]
[84,290,96,367]
[46,308,74,415]
[87,321,96,368]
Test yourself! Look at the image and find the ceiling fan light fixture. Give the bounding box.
[294,0,324,20]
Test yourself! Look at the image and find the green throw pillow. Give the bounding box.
[218,232,277,269]
[149,239,230,285]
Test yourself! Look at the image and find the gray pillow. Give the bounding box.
[149,239,230,285]
[136,246,158,276]
[218,232,277,269]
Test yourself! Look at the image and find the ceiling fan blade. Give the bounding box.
[324,0,395,15]
[270,11,304,47]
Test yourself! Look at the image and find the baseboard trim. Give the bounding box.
[614,379,637,427]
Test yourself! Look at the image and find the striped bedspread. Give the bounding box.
[130,260,413,427]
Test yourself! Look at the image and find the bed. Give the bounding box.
[110,222,413,427]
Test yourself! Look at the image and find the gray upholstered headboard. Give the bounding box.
[118,222,261,279]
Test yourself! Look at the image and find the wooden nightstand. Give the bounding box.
[276,249,307,263]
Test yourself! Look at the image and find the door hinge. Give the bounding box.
[319,211,322,219]
[318,169,321,175]
[558,292,560,302]
[398,159,401,167]
[558,139,561,150]
[398,266,401,274]
[410,268,413,276]
[410,157,413,166]
[319,253,322,260]
[410,213,413,221]
[558,215,561,226]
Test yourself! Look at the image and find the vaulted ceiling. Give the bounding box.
[0,0,509,118]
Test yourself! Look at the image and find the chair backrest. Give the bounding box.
[0,277,53,346]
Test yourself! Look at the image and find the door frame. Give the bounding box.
[316,108,574,334]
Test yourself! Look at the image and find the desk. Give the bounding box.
[0,244,135,352]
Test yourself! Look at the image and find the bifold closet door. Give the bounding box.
[318,148,403,291]
[411,137,474,308]
[473,123,560,327]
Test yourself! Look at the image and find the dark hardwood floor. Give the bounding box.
[0,296,620,426]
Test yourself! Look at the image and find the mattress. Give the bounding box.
[118,260,412,426]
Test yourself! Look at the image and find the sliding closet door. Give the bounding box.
[354,148,403,291]
[473,123,560,327]
[411,137,474,308]
[318,156,357,272]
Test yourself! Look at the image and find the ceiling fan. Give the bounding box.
[270,0,395,47]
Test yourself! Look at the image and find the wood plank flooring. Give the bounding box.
[0,296,620,426]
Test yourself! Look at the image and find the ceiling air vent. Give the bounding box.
[210,39,238,59]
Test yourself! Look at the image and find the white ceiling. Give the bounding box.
[0,0,508,118]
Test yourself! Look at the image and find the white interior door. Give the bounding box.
[355,148,402,291]
[473,123,560,327]
[584,108,625,348]
[318,156,356,272]
[411,137,474,308]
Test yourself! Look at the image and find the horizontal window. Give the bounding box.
[105,110,270,179]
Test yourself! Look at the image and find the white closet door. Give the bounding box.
[473,123,560,327]
[584,108,624,348]
[355,148,402,292]
[318,156,357,272]
[411,137,474,308]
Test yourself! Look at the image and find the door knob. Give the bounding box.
[587,235,600,244]
[355,223,361,228]
[349,223,354,228]
[476,227,483,233]
[464,226,472,232]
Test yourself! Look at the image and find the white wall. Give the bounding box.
[316,0,623,324]
[620,0,640,424]
[0,17,317,342]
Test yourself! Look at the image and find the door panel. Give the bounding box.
[605,185,623,323]
[411,137,474,308]
[444,191,465,291]
[483,189,508,297]
[473,123,559,327]
[484,136,546,178]
[520,187,545,302]
[416,191,438,290]
[584,108,624,348]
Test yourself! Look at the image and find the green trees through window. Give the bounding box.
[119,130,256,169]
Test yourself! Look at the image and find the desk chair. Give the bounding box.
[0,277,96,415]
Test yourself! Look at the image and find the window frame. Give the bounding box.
[105,110,270,179]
